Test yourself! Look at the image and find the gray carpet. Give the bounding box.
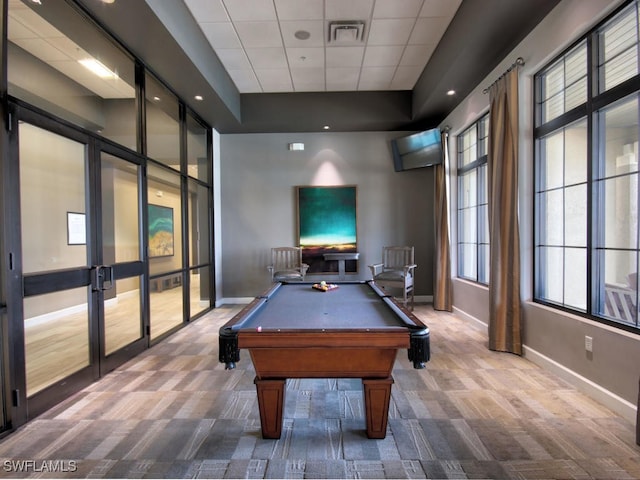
[0,304,638,479]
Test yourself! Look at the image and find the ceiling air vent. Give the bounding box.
[328,21,365,44]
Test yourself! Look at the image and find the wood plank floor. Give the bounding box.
[1,304,639,479]
[24,276,208,396]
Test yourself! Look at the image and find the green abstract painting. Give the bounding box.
[148,204,174,257]
[297,186,357,273]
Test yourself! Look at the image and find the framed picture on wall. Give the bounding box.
[297,185,358,274]
[67,212,86,245]
[148,204,174,257]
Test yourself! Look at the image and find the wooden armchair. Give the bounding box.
[369,246,417,308]
[267,247,309,282]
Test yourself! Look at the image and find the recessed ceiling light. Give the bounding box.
[294,30,311,40]
[194,95,203,101]
[447,90,456,96]
[323,125,330,130]
[101,0,115,3]
[153,96,161,102]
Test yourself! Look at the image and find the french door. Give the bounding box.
[11,106,147,420]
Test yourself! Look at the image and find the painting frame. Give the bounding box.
[296,185,358,274]
[148,204,174,258]
[67,211,86,245]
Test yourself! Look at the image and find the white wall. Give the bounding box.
[442,0,640,421]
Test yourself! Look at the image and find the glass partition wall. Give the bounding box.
[1,0,214,430]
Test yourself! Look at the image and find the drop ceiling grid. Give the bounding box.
[184,0,461,93]
[7,0,134,99]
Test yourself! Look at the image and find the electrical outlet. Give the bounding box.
[585,335,593,353]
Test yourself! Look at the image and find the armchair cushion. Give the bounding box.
[273,269,305,281]
[375,270,412,281]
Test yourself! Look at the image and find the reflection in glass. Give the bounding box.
[146,73,180,169]
[190,266,210,318]
[7,1,136,149]
[188,180,211,267]
[105,277,142,355]
[148,165,182,275]
[24,288,90,396]
[102,153,140,263]
[150,273,184,340]
[19,123,87,274]
[187,113,209,182]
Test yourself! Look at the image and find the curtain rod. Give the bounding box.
[482,57,525,94]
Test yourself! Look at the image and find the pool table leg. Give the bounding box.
[362,376,394,439]
[254,377,286,439]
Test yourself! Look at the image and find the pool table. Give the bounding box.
[219,281,430,439]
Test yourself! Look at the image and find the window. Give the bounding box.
[457,114,489,284]
[535,0,640,330]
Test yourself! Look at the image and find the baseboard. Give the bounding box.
[452,307,637,424]
[523,345,637,424]
[216,297,254,307]
[218,294,434,307]
[452,306,488,330]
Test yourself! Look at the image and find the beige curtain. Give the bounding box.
[433,130,452,311]
[487,68,522,355]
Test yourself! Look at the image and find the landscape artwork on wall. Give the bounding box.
[297,185,357,274]
[148,204,174,257]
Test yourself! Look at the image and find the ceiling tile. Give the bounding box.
[400,44,436,66]
[326,46,365,68]
[419,0,463,18]
[227,69,262,92]
[373,0,423,19]
[7,15,36,40]
[286,47,325,68]
[254,68,293,92]
[235,22,282,48]
[363,45,405,67]
[222,0,277,22]
[409,17,449,45]
[200,22,241,49]
[280,20,325,47]
[367,18,415,46]
[291,67,325,91]
[275,0,324,20]
[10,7,61,38]
[185,0,229,22]
[326,67,360,90]
[47,36,87,61]
[180,0,462,93]
[215,48,252,70]
[358,66,395,90]
[14,38,67,62]
[391,65,423,89]
[245,47,288,69]
[325,0,374,21]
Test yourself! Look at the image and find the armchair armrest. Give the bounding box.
[403,264,417,275]
[368,263,384,278]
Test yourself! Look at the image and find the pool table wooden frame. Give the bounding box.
[219,281,430,439]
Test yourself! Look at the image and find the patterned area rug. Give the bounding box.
[0,305,638,479]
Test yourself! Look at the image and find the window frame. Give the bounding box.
[533,0,640,333]
[457,113,490,285]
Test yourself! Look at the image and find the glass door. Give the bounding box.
[99,150,146,373]
[15,109,145,418]
[19,119,95,415]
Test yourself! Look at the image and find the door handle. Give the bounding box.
[92,265,114,291]
[102,265,114,291]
